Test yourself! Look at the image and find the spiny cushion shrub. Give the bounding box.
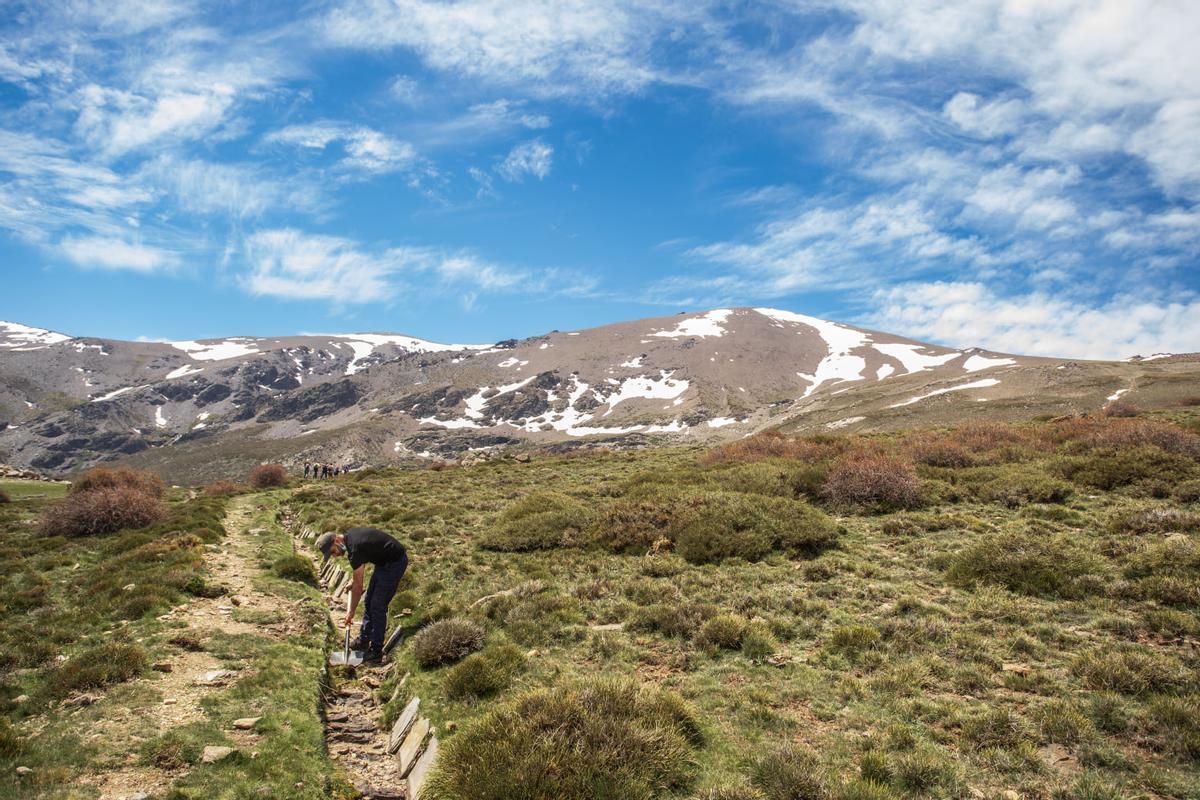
[45,641,146,700]
[272,554,316,585]
[945,530,1107,598]
[821,452,924,512]
[740,620,779,661]
[479,491,592,552]
[708,460,827,499]
[1173,479,1200,503]
[669,492,839,565]
[701,431,847,466]
[424,678,702,800]
[39,486,166,537]
[975,470,1072,507]
[248,463,289,489]
[443,643,525,700]
[203,479,243,497]
[1055,446,1196,491]
[592,496,681,554]
[411,618,486,667]
[70,466,165,498]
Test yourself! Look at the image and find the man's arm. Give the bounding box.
[343,565,367,627]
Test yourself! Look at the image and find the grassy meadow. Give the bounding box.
[293,409,1200,800]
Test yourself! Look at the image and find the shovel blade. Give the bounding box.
[329,650,364,666]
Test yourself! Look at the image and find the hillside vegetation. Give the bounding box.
[2,406,1198,799]
[286,409,1200,799]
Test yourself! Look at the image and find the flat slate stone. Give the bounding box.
[388,697,420,753]
[405,735,439,800]
[397,718,430,777]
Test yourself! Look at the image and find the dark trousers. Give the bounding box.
[360,556,407,651]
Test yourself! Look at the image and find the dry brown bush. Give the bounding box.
[905,433,975,468]
[70,466,165,499]
[203,480,242,497]
[39,486,165,537]
[248,463,288,488]
[821,452,924,512]
[1102,400,1140,418]
[701,431,848,466]
[1087,420,1200,459]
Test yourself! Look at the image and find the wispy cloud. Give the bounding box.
[59,235,179,272]
[496,139,553,182]
[265,122,418,174]
[868,281,1200,361]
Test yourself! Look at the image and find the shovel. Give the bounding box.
[329,626,363,666]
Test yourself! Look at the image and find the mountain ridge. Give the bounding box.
[1,309,1197,483]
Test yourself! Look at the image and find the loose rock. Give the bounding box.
[201,745,237,763]
[233,716,262,730]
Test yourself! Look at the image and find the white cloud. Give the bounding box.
[240,228,583,305]
[59,235,178,272]
[496,139,553,182]
[319,0,696,97]
[265,122,417,173]
[869,281,1200,360]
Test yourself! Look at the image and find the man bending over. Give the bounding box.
[317,527,408,664]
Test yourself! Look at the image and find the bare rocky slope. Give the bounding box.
[1,310,1196,483]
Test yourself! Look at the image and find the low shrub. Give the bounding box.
[1071,647,1194,695]
[1102,400,1139,417]
[629,603,719,639]
[203,479,243,497]
[45,641,146,699]
[479,491,592,552]
[1109,506,1200,534]
[821,452,924,512]
[669,492,839,565]
[39,486,166,537]
[1172,479,1200,503]
[1143,695,1200,759]
[1055,446,1196,491]
[443,643,525,700]
[272,555,315,585]
[70,466,165,498]
[425,678,702,800]
[976,471,1072,507]
[906,433,976,468]
[945,530,1107,598]
[248,463,288,489]
[701,431,846,466]
[741,620,779,661]
[960,708,1031,751]
[0,488,10,504]
[411,618,486,667]
[1085,419,1200,459]
[697,614,747,651]
[751,744,826,800]
[0,717,21,757]
[709,460,827,499]
[880,512,985,537]
[592,497,681,554]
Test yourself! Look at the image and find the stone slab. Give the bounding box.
[396,717,430,776]
[405,734,438,800]
[388,697,420,754]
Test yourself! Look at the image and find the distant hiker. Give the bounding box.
[303,462,311,478]
[317,528,408,663]
[321,464,329,479]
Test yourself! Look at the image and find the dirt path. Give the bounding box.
[81,495,306,800]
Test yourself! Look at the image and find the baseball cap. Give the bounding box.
[316,531,337,564]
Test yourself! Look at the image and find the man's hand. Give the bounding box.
[343,611,354,628]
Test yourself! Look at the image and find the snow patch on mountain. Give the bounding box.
[601,371,689,416]
[962,354,1016,372]
[171,338,261,361]
[890,378,1001,408]
[651,309,732,339]
[755,308,871,397]
[0,321,71,350]
[873,343,958,374]
[165,365,202,380]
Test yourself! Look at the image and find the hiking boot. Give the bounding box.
[348,636,368,652]
[360,649,385,665]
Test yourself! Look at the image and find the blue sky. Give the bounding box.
[1,1,1197,359]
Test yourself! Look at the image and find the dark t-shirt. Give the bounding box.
[344,527,407,569]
